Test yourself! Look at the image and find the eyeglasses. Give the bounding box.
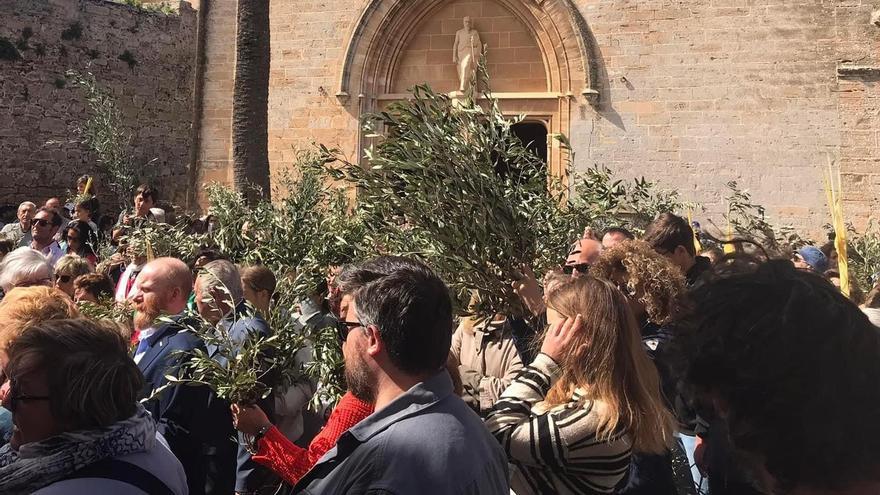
[32,218,51,227]
[561,263,590,275]
[336,320,365,342]
[56,274,72,284]
[4,380,50,412]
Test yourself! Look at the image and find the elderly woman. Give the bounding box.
[0,286,79,356]
[53,255,92,300]
[0,248,53,295]
[0,318,187,494]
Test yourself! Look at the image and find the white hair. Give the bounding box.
[18,202,36,213]
[197,259,243,306]
[0,247,54,292]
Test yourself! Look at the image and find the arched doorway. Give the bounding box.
[337,0,599,186]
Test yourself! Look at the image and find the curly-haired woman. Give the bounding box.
[591,240,691,494]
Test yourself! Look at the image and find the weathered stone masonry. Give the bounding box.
[0,0,197,215]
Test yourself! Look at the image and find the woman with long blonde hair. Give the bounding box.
[485,275,674,495]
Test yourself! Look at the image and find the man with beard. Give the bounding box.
[131,257,236,495]
[292,256,509,494]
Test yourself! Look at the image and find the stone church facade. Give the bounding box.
[197,0,880,232]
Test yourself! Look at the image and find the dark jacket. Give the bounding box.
[293,371,509,495]
[212,302,279,493]
[137,313,237,495]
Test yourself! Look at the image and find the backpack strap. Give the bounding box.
[65,457,176,495]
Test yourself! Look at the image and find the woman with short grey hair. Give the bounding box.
[0,247,53,294]
[0,318,188,494]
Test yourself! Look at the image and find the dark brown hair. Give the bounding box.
[6,318,143,430]
[642,212,696,257]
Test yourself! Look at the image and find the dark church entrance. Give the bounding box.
[512,121,548,164]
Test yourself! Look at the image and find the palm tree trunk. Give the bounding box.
[232,0,271,205]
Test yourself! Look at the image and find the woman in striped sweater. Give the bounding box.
[485,275,674,494]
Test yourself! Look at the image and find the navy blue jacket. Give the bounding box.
[211,302,279,493]
[137,313,237,495]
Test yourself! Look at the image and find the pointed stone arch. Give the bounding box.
[337,0,598,101]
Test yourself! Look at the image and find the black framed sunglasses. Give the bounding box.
[32,218,51,227]
[336,320,365,342]
[55,274,72,284]
[561,263,590,275]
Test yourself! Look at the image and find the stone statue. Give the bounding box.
[452,16,484,92]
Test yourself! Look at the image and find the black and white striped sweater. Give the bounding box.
[485,354,632,495]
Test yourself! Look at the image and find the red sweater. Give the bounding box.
[252,391,375,486]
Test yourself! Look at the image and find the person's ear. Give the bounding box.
[364,324,383,357]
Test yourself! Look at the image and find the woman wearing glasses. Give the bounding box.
[52,255,92,300]
[0,318,187,494]
[62,221,99,267]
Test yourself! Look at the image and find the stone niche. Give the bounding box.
[339,0,597,181]
[392,1,546,94]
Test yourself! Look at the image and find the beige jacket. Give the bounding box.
[451,318,523,414]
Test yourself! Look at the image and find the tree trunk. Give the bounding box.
[232,0,271,205]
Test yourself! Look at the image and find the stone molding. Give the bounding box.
[337,0,598,102]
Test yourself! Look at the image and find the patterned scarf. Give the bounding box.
[0,404,156,494]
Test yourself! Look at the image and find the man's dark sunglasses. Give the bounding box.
[32,218,52,227]
[336,320,365,342]
[562,263,590,275]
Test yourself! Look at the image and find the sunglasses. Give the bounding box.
[56,274,72,284]
[336,320,365,342]
[32,218,52,227]
[561,263,590,275]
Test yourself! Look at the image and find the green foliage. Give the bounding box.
[60,22,83,41]
[67,70,144,209]
[172,315,280,405]
[122,221,204,261]
[77,298,134,330]
[53,77,66,89]
[722,181,809,254]
[568,163,684,234]
[849,221,880,291]
[303,324,345,409]
[327,85,569,317]
[115,0,177,15]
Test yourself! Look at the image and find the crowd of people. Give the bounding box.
[0,179,877,495]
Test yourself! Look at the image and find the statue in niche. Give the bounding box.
[452,16,484,92]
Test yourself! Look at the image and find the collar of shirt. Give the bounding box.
[137,325,160,343]
[345,369,454,443]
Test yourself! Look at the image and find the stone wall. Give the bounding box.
[572,0,880,233]
[0,0,197,219]
[198,0,880,235]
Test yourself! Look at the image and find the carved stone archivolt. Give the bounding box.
[337,0,599,102]
[337,0,598,182]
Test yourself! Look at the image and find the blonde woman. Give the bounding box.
[485,276,674,495]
